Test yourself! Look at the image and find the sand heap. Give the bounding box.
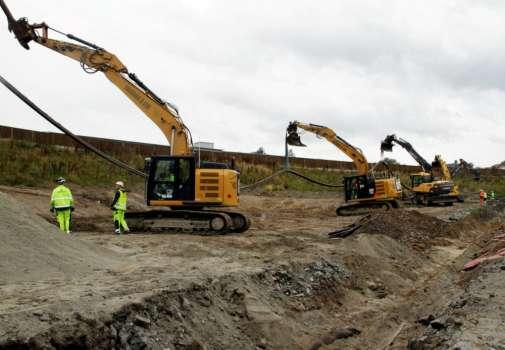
[0,191,119,283]
[357,209,452,249]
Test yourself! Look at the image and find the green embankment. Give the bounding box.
[0,140,145,188]
[0,140,502,195]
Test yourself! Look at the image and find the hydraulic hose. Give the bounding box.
[240,168,342,191]
[0,73,147,178]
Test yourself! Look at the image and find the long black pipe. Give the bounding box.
[0,73,147,178]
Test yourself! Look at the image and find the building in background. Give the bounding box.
[194,141,221,151]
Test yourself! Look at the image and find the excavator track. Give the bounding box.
[336,200,399,216]
[125,210,250,235]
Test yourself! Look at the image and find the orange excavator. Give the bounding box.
[0,1,250,234]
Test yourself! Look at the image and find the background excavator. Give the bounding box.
[380,134,462,205]
[286,122,402,215]
[0,0,250,234]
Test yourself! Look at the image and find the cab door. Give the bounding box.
[146,156,195,204]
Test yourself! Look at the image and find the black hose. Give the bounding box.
[0,74,147,178]
[240,168,342,191]
[286,169,342,188]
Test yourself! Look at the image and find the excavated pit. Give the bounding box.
[0,188,504,349]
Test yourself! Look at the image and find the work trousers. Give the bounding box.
[55,208,71,232]
[113,209,129,232]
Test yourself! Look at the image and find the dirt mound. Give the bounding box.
[357,209,451,249]
[0,191,119,283]
[2,260,354,350]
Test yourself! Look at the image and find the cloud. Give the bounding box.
[1,0,505,167]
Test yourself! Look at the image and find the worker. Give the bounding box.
[111,180,129,234]
[479,189,487,207]
[490,190,495,200]
[50,177,74,234]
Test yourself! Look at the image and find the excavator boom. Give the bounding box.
[0,2,191,155]
[381,134,432,172]
[287,121,369,174]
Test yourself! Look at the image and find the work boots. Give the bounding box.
[114,220,120,235]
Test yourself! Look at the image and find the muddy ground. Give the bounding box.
[0,185,504,349]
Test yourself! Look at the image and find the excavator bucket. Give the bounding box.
[286,122,306,147]
[380,134,395,152]
[0,0,34,49]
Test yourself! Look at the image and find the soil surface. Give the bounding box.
[0,185,504,349]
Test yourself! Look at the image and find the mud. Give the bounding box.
[0,186,504,349]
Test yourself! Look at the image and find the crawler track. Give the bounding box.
[336,200,399,216]
[125,209,251,235]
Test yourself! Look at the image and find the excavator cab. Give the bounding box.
[343,175,375,201]
[410,173,433,188]
[145,156,196,203]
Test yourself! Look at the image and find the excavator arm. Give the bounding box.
[380,134,432,172]
[432,155,452,181]
[286,121,369,174]
[0,1,192,155]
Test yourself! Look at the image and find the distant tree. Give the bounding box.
[253,146,266,155]
[382,157,398,165]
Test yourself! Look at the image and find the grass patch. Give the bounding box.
[0,140,145,188]
[1,140,503,195]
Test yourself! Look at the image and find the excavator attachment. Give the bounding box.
[380,134,395,152]
[0,0,35,49]
[286,122,306,147]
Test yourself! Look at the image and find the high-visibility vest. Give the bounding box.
[114,189,127,210]
[51,185,73,209]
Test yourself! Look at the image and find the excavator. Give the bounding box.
[286,122,402,215]
[380,134,462,205]
[0,1,250,234]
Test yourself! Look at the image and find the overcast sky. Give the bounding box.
[1,1,504,167]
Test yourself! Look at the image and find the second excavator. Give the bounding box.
[0,1,250,234]
[287,122,402,215]
[380,134,462,205]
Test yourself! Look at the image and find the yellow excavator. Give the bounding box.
[286,122,402,215]
[0,1,250,234]
[380,134,462,205]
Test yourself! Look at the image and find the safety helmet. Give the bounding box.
[115,181,125,187]
[56,177,66,184]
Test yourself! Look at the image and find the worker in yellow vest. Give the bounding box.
[111,180,129,234]
[50,177,74,234]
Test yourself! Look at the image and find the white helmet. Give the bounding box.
[115,181,124,187]
[56,177,66,184]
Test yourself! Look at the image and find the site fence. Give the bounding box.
[4,125,497,176]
